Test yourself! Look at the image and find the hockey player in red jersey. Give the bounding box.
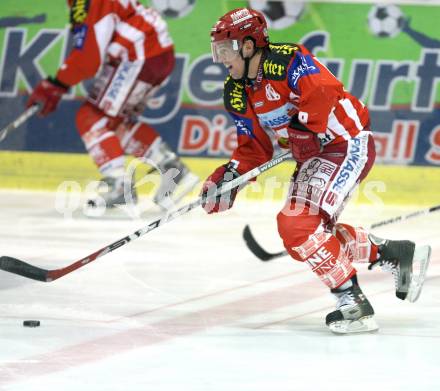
[27,0,198,209]
[201,8,431,333]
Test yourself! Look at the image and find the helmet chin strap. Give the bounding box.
[242,56,251,82]
[239,46,257,83]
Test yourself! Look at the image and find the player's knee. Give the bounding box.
[276,207,323,262]
[132,123,159,145]
[76,103,103,136]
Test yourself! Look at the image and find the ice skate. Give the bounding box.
[326,276,378,334]
[368,234,431,303]
[146,140,199,210]
[87,175,138,209]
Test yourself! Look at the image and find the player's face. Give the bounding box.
[211,39,244,79]
[223,53,245,80]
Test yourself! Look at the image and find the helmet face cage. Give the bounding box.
[210,8,268,59]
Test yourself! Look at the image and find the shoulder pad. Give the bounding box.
[264,44,301,81]
[224,76,247,114]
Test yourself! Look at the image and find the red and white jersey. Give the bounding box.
[223,43,371,174]
[57,0,174,86]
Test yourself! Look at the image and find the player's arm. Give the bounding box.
[284,47,342,161]
[201,79,273,214]
[56,0,113,86]
[27,0,110,116]
[201,110,274,214]
[288,46,342,133]
[229,111,274,173]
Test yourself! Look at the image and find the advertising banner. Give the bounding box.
[0,0,439,166]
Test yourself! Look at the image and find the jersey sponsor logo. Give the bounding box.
[292,158,338,205]
[98,60,142,115]
[256,103,293,129]
[269,43,298,56]
[265,83,280,101]
[72,24,87,49]
[226,79,246,114]
[263,59,285,80]
[253,101,264,108]
[107,62,133,100]
[261,114,290,128]
[230,113,254,138]
[70,0,90,25]
[332,137,363,192]
[297,158,336,183]
[288,53,320,90]
[325,191,339,207]
[305,246,336,274]
[292,182,324,203]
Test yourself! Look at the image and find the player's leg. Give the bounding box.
[334,221,431,303]
[118,121,199,209]
[277,205,377,334]
[277,131,379,333]
[76,102,136,208]
[76,58,150,209]
[116,51,199,209]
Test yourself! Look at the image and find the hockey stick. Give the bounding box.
[243,203,440,261]
[0,105,39,143]
[0,151,292,282]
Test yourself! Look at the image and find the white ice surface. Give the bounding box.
[0,190,439,391]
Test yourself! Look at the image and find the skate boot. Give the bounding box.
[87,175,137,209]
[146,140,199,210]
[368,234,431,303]
[326,276,378,334]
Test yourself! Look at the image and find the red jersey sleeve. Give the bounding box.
[56,0,117,86]
[230,114,274,174]
[287,45,344,133]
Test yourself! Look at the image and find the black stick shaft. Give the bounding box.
[244,203,440,261]
[0,152,292,281]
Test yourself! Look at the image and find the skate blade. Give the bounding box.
[155,173,200,210]
[407,245,431,303]
[328,316,379,334]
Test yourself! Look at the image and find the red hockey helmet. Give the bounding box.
[210,8,268,63]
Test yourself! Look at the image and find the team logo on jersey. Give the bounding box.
[288,53,320,90]
[265,84,280,101]
[70,0,90,24]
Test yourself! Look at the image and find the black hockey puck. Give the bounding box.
[23,320,40,327]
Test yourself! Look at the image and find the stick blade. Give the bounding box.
[242,225,286,261]
[0,256,50,282]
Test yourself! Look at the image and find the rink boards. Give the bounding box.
[0,150,439,206]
